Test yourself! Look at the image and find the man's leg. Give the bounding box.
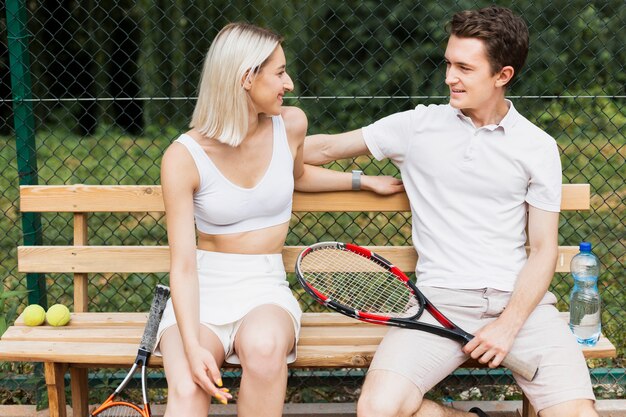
[357,370,421,417]
[358,370,492,417]
[415,402,491,416]
[509,293,597,417]
[539,399,597,417]
[357,288,498,417]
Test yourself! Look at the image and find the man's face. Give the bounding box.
[444,35,504,112]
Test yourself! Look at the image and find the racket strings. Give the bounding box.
[94,403,144,417]
[301,248,419,317]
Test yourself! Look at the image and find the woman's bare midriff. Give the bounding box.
[196,221,290,254]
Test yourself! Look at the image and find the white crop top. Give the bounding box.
[175,115,294,235]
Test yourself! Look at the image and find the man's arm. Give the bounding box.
[304,129,371,165]
[463,205,559,367]
[288,108,403,195]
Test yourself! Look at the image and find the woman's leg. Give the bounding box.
[233,305,296,417]
[160,324,226,417]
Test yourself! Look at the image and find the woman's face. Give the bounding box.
[246,45,294,116]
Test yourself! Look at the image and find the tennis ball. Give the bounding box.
[46,304,71,327]
[23,304,46,326]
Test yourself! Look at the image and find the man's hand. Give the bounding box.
[463,318,518,368]
[361,175,404,195]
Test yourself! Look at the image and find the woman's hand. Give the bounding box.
[361,175,404,195]
[186,345,233,404]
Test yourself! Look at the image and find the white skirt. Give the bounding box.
[154,250,302,357]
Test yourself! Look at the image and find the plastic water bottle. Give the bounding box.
[569,242,601,346]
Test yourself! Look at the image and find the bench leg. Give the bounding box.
[44,362,68,417]
[70,367,89,417]
[521,394,538,417]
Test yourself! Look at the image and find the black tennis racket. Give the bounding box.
[295,242,537,381]
[90,284,170,417]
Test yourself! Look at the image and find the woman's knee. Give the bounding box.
[167,378,209,408]
[238,337,291,377]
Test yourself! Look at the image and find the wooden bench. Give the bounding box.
[0,184,616,417]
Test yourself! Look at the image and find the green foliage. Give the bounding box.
[0,287,29,337]
[18,0,625,132]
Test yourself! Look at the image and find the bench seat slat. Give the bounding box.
[8,313,385,345]
[12,312,369,327]
[20,185,590,212]
[18,245,582,273]
[2,323,389,346]
[2,326,144,343]
[3,313,615,364]
[0,334,615,368]
[12,312,376,327]
[0,341,386,368]
[14,312,147,327]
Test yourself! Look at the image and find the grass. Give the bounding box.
[0,112,624,404]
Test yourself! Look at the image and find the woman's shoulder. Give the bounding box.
[280,106,307,139]
[162,132,196,167]
[161,137,200,190]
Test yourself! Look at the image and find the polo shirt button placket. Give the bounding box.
[464,130,479,162]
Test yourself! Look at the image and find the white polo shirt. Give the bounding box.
[362,101,562,291]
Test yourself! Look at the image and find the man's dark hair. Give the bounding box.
[448,6,529,86]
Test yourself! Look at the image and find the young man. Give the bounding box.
[304,6,597,417]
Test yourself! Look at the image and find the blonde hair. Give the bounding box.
[190,23,283,147]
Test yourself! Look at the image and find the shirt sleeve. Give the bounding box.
[526,139,562,212]
[362,107,423,165]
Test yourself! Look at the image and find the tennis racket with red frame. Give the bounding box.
[90,284,170,417]
[295,242,537,381]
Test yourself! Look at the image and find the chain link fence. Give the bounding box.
[1,0,624,408]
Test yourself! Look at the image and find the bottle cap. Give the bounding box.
[579,242,592,251]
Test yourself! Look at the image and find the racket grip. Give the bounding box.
[139,284,171,352]
[501,352,538,381]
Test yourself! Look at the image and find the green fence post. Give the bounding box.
[6,0,46,308]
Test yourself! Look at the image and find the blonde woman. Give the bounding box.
[155,23,403,417]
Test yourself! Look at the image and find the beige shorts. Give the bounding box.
[369,286,595,412]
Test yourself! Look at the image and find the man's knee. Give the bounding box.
[357,394,420,417]
[539,399,598,417]
[357,370,422,417]
[356,396,392,417]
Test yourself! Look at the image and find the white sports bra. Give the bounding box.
[175,115,294,235]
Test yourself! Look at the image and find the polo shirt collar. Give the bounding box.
[453,99,519,133]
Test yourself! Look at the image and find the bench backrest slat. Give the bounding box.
[18,245,580,274]
[20,184,590,212]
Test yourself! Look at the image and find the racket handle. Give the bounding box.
[501,352,538,381]
[139,284,171,352]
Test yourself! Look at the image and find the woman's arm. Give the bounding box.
[283,107,403,194]
[161,143,231,402]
